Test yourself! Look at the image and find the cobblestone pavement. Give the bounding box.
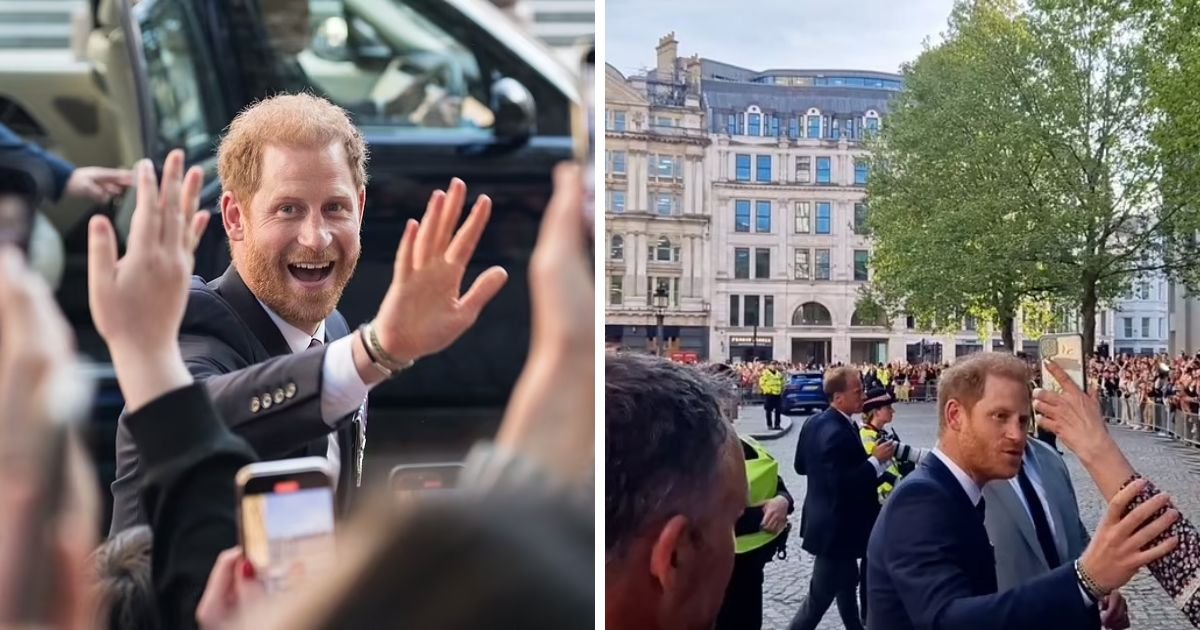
[733,402,1200,630]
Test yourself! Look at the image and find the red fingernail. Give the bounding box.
[241,559,256,579]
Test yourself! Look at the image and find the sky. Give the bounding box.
[604,0,957,77]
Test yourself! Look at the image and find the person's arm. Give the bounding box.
[0,122,74,201]
[885,483,1095,630]
[125,384,254,630]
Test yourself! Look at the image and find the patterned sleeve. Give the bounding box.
[1120,475,1200,625]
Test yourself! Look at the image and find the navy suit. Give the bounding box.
[789,407,882,630]
[866,454,1098,630]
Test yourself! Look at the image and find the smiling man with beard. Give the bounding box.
[109,93,508,533]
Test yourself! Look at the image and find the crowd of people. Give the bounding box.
[0,93,593,628]
[723,360,949,396]
[1087,354,1200,429]
[608,348,1200,630]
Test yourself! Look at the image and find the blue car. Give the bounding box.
[783,371,828,415]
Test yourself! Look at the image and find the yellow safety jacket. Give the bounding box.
[880,368,892,386]
[759,370,785,396]
[735,438,785,554]
[860,425,902,504]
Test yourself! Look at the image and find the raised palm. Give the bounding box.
[373,178,508,362]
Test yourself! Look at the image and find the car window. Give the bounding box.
[137,1,224,160]
[258,0,493,132]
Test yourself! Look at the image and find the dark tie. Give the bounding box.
[975,497,986,522]
[309,337,322,349]
[1017,466,1060,568]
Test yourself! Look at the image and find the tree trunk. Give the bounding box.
[1001,315,1016,354]
[1081,276,1098,361]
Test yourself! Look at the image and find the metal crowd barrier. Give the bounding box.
[1100,395,1200,448]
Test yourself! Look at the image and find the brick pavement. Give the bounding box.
[733,402,1199,630]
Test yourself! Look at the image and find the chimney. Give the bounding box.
[656,32,678,80]
[686,54,701,91]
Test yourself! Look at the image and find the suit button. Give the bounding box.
[261,393,273,409]
[285,382,297,398]
[274,388,285,404]
[250,397,261,413]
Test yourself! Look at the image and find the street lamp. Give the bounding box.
[653,285,669,356]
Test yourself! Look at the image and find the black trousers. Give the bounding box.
[788,553,864,630]
[715,545,775,630]
[764,395,782,428]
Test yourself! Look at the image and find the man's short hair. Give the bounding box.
[217,93,369,202]
[937,352,1030,433]
[824,366,860,398]
[91,525,157,630]
[606,354,733,560]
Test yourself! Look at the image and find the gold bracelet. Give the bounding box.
[1075,559,1110,601]
[361,322,414,373]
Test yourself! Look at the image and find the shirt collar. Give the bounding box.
[931,447,983,507]
[257,299,325,354]
[832,407,856,425]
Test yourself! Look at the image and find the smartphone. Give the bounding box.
[0,155,49,257]
[570,41,595,235]
[389,462,464,500]
[236,458,336,593]
[1039,333,1086,395]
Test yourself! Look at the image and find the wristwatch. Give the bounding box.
[357,321,415,378]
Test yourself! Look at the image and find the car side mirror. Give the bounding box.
[490,78,535,145]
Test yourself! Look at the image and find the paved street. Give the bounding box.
[733,402,1200,630]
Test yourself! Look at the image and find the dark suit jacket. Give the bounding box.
[126,383,252,630]
[794,406,881,559]
[109,265,364,533]
[865,454,1097,630]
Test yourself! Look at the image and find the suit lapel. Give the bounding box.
[986,478,1045,567]
[1027,445,1072,561]
[212,265,292,358]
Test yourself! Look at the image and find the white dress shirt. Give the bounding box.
[259,302,374,489]
[832,407,890,477]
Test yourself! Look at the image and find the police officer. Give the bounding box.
[758,361,785,430]
[857,387,928,624]
[708,364,794,630]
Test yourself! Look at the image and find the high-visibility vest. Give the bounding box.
[861,425,902,504]
[759,370,785,396]
[880,369,892,386]
[735,437,785,554]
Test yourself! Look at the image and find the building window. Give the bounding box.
[794,249,811,280]
[865,115,879,135]
[609,190,626,213]
[1139,281,1150,300]
[770,115,780,137]
[788,117,799,139]
[764,296,775,327]
[734,200,751,232]
[795,201,811,233]
[755,200,771,232]
[745,295,760,326]
[815,202,831,234]
[854,203,868,234]
[735,154,751,182]
[610,235,624,260]
[755,248,770,279]
[793,301,833,326]
[726,113,737,135]
[807,115,821,139]
[608,277,623,305]
[655,155,679,179]
[965,316,978,331]
[653,116,675,128]
[906,315,915,329]
[734,248,750,279]
[1160,318,1165,338]
[611,151,626,175]
[655,194,679,216]
[815,248,831,280]
[655,236,673,262]
[730,294,740,326]
[855,160,869,185]
[796,156,811,183]
[854,250,869,281]
[1123,317,1133,338]
[816,157,831,184]
[612,111,626,131]
[748,113,761,136]
[756,155,772,182]
[1142,317,1151,338]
